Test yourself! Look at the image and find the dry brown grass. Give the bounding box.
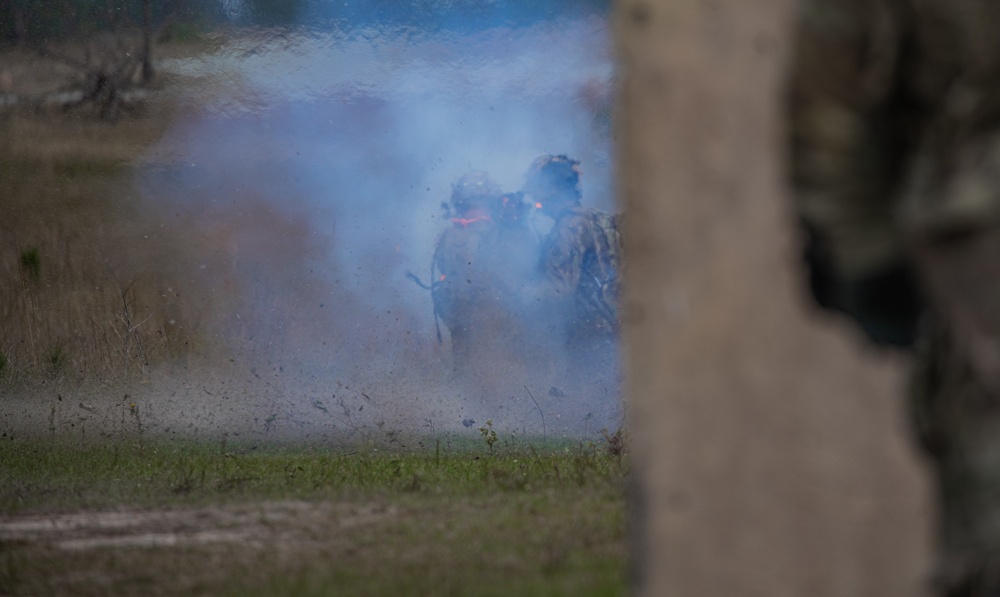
[0,92,334,384]
[0,92,214,382]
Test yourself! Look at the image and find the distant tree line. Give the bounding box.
[0,0,219,46]
[1,0,611,46]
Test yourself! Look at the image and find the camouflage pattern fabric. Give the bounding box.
[431,216,502,361]
[540,205,623,347]
[432,207,539,368]
[789,1,1000,593]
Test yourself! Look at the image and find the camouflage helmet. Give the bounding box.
[523,154,582,200]
[450,171,501,214]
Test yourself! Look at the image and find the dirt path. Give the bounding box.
[0,499,407,595]
[1,500,396,552]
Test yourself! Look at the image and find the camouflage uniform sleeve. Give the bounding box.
[789,0,913,281]
[541,212,588,297]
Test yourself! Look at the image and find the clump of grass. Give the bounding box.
[602,427,627,458]
[601,427,629,474]
[478,419,498,455]
[19,247,40,280]
[46,344,66,374]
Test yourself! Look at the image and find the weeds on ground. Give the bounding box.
[19,247,40,281]
[602,426,629,471]
[0,435,628,597]
[45,343,66,375]
[478,418,498,455]
[0,433,628,513]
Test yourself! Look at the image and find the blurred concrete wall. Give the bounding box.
[616,1,933,595]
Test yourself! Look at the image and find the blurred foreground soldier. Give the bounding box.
[523,154,622,351]
[789,2,1000,594]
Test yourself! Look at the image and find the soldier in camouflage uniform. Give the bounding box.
[523,154,623,352]
[789,2,1000,594]
[432,171,503,365]
[432,172,537,369]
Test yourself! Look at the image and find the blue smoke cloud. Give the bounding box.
[136,3,618,435]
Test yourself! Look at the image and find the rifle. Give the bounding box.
[584,272,620,335]
[405,268,444,343]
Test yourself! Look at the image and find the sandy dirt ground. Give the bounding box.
[1,499,394,552]
[0,498,422,595]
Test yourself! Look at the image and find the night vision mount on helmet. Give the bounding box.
[450,171,502,215]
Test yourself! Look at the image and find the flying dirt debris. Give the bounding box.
[404,155,624,434]
[0,4,622,440]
